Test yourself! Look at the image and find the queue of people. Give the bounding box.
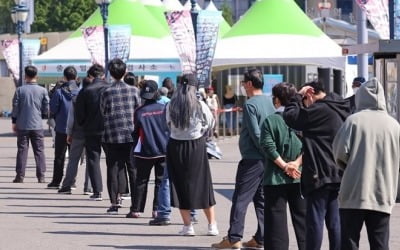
[10,64,400,249]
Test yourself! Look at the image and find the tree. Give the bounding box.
[221,0,234,26]
[31,0,97,32]
[0,0,97,34]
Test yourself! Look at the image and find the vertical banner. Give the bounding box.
[83,26,105,67]
[355,0,389,39]
[22,39,41,69]
[395,0,400,39]
[263,74,283,96]
[165,10,196,74]
[0,39,19,80]
[108,25,131,63]
[196,10,221,87]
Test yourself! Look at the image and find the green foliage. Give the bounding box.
[221,0,234,26]
[31,0,97,32]
[0,0,97,34]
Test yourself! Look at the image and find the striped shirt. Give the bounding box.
[100,81,139,144]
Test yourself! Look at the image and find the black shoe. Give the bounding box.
[58,186,72,194]
[106,206,118,215]
[38,177,46,183]
[12,177,24,183]
[47,182,60,189]
[149,217,171,226]
[89,193,102,201]
[71,184,77,190]
[83,189,93,195]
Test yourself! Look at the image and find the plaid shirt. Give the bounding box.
[100,81,139,143]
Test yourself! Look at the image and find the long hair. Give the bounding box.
[169,84,202,129]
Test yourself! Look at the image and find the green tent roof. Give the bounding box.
[70,0,169,38]
[224,0,323,38]
[142,1,169,31]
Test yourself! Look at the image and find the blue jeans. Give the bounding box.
[224,104,237,130]
[157,165,196,219]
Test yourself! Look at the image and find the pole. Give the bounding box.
[190,0,198,41]
[389,0,394,39]
[356,3,368,79]
[101,2,109,77]
[18,21,23,86]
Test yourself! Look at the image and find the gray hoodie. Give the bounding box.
[333,78,400,214]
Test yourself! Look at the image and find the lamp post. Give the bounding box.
[95,0,111,76]
[11,1,29,87]
[190,0,198,40]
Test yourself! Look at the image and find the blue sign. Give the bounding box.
[263,74,283,95]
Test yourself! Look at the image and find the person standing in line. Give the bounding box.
[260,82,306,250]
[283,81,350,250]
[75,64,109,201]
[222,85,237,136]
[11,65,49,183]
[127,80,167,218]
[47,66,79,189]
[166,73,218,236]
[58,77,93,195]
[158,87,170,105]
[162,77,175,99]
[345,76,365,114]
[212,68,274,249]
[100,59,139,214]
[333,78,400,250]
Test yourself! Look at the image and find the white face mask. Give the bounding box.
[240,86,247,96]
[352,87,359,94]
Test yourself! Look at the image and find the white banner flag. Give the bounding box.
[23,39,41,69]
[1,39,19,80]
[108,25,131,63]
[196,10,221,87]
[356,0,389,39]
[165,10,196,74]
[83,26,105,67]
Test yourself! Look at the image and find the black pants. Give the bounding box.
[16,129,46,178]
[50,132,69,184]
[132,157,164,212]
[305,186,341,250]
[85,135,103,194]
[340,209,390,250]
[228,159,264,244]
[104,143,132,204]
[264,184,306,250]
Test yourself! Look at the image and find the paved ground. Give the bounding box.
[0,117,400,249]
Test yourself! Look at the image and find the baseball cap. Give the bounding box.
[141,80,159,100]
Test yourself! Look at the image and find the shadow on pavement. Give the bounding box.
[89,245,209,249]
[214,188,233,201]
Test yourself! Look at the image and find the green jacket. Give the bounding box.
[260,113,302,186]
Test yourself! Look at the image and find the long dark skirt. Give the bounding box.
[167,136,216,210]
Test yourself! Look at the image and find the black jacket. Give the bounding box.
[283,93,350,195]
[132,100,169,158]
[75,78,110,136]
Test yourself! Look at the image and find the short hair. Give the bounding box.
[63,66,77,81]
[272,82,297,106]
[25,65,37,78]
[87,64,105,79]
[81,77,92,89]
[108,58,126,80]
[302,81,325,95]
[162,77,173,90]
[352,76,365,87]
[244,68,263,89]
[159,87,169,96]
[124,72,136,86]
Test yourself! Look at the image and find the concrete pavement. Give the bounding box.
[0,117,400,249]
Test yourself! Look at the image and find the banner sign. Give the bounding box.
[196,10,221,87]
[0,39,19,80]
[263,74,283,95]
[23,39,41,69]
[83,26,105,66]
[1,39,40,82]
[355,0,389,39]
[37,61,181,75]
[108,25,131,63]
[165,10,196,74]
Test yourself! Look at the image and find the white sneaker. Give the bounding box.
[207,223,219,236]
[179,224,195,236]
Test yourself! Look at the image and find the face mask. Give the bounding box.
[352,87,359,94]
[240,86,247,96]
